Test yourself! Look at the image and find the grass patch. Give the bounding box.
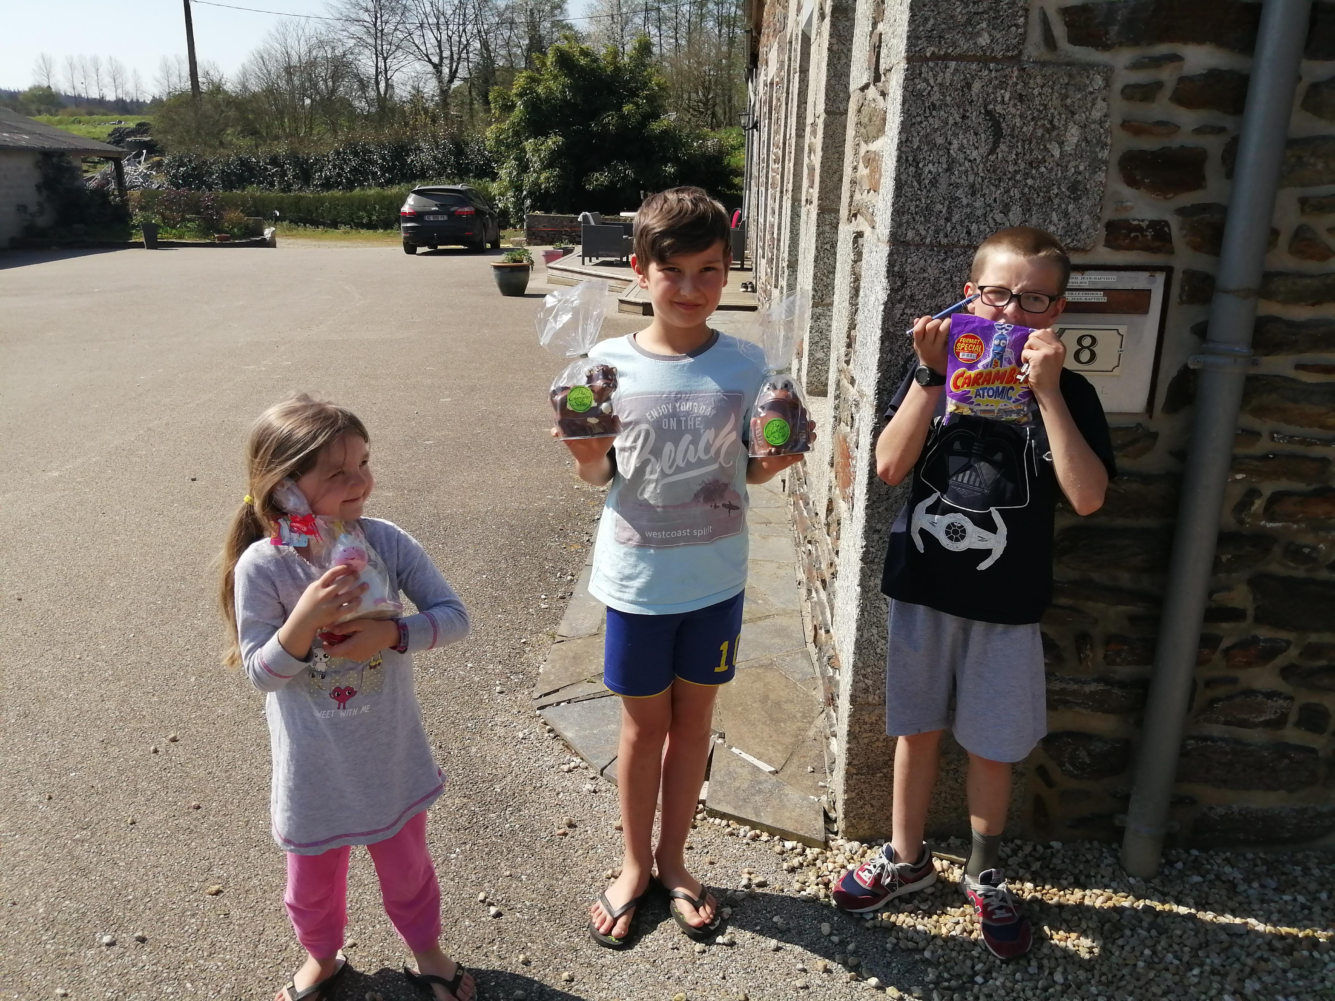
[32,115,152,142]
[275,223,403,243]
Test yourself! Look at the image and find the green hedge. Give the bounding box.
[213,188,412,230]
[162,132,494,193]
[132,182,509,231]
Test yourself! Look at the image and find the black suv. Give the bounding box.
[399,185,501,254]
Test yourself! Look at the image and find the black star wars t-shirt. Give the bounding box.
[880,367,1116,625]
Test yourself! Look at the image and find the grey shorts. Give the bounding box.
[884,599,1047,763]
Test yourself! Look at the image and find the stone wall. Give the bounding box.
[0,150,46,247]
[524,213,581,247]
[746,0,1335,850]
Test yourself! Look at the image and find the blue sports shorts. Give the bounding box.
[603,591,746,698]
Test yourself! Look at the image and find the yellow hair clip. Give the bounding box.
[243,494,254,505]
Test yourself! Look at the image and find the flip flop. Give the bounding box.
[276,956,348,1001]
[588,889,649,949]
[404,962,472,1001]
[668,884,724,941]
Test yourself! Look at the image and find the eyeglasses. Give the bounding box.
[976,286,1062,313]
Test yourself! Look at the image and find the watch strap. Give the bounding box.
[392,619,409,654]
[915,364,946,387]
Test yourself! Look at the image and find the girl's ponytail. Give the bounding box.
[219,498,269,668]
[217,394,369,669]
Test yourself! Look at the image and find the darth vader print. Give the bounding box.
[910,416,1040,570]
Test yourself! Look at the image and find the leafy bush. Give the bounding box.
[131,183,507,232]
[500,248,532,264]
[23,153,130,240]
[162,130,495,194]
[487,35,741,218]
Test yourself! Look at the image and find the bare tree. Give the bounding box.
[406,0,476,116]
[130,68,145,103]
[107,57,128,103]
[238,21,358,139]
[157,55,191,98]
[64,55,80,100]
[33,53,57,90]
[329,0,411,116]
[90,54,106,103]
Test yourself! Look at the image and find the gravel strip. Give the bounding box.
[677,818,1333,1001]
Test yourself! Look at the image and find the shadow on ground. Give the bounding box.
[329,965,590,1001]
[0,246,139,270]
[719,877,1327,997]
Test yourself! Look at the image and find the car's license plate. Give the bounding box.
[424,214,448,221]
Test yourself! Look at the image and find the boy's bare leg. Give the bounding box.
[589,691,672,939]
[890,730,943,864]
[653,679,720,928]
[966,753,1011,837]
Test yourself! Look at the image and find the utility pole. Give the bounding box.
[182,0,201,98]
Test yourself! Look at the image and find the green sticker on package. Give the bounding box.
[763,417,791,446]
[567,385,594,412]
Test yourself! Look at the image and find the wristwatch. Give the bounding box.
[914,365,946,387]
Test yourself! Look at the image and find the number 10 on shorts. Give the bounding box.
[717,635,742,672]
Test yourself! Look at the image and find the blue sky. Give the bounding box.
[2,0,592,96]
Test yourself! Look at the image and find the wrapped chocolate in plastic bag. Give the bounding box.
[538,280,620,439]
[748,293,812,457]
[944,313,1035,424]
[270,479,404,626]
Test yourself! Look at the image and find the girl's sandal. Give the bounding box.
[668,885,724,942]
[404,963,472,1001]
[276,956,348,1001]
[588,890,649,950]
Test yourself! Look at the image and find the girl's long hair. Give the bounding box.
[219,394,369,668]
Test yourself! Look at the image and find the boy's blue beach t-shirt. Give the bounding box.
[587,330,768,615]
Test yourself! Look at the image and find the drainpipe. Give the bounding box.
[1120,0,1313,878]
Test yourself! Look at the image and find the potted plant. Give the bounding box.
[135,210,161,249]
[492,248,533,296]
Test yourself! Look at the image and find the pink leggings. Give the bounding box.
[284,811,441,957]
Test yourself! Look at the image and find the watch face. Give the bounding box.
[915,366,939,386]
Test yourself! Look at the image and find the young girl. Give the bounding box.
[220,394,475,1001]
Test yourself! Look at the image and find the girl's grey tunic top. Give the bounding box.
[234,518,468,854]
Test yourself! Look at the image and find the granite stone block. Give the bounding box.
[902,0,1028,58]
[889,61,1109,250]
[1104,218,1174,253]
[717,664,824,773]
[1192,804,1335,848]
[1170,69,1249,115]
[1243,375,1335,431]
[540,693,623,774]
[738,613,808,664]
[1177,736,1320,791]
[535,633,604,698]
[1119,146,1208,198]
[556,565,604,639]
[1253,315,1335,355]
[1059,0,1261,54]
[706,741,826,847]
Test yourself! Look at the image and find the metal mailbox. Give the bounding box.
[1056,267,1171,415]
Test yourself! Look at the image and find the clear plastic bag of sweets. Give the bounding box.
[944,313,1035,424]
[270,479,404,627]
[538,280,620,439]
[748,293,812,457]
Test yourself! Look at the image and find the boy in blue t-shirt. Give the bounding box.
[558,187,811,948]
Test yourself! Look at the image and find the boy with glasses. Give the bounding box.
[832,227,1117,959]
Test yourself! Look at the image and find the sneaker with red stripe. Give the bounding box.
[832,843,937,913]
[963,868,1033,960]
